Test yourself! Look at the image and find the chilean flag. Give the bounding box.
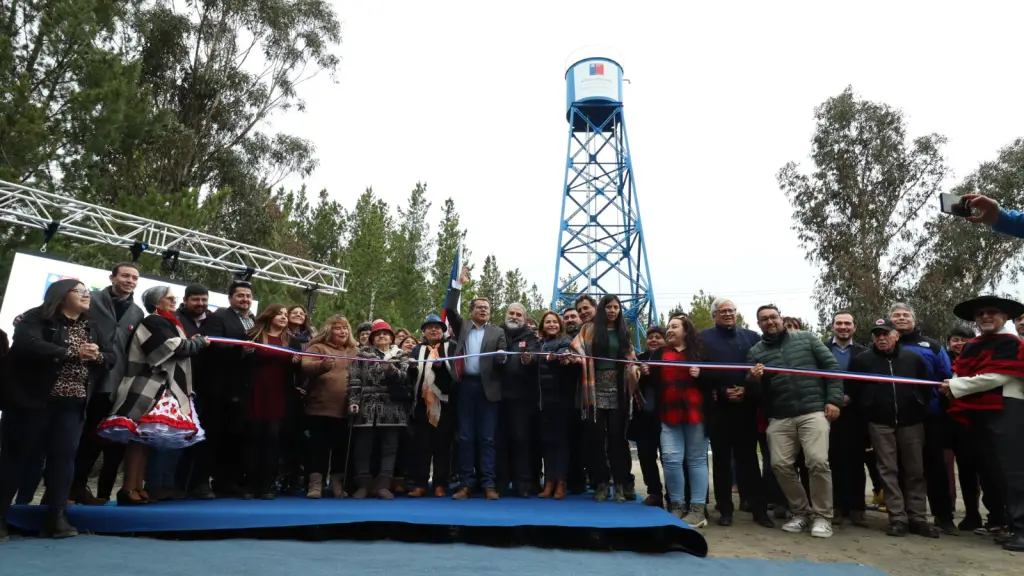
[589,63,604,76]
[441,244,462,336]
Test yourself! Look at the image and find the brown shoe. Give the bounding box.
[71,486,107,506]
[391,478,407,495]
[485,488,500,500]
[538,482,555,499]
[375,488,395,500]
[408,487,428,498]
[452,487,472,500]
[553,481,567,500]
[306,473,324,499]
[329,474,346,498]
[433,486,447,498]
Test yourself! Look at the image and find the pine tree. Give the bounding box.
[340,188,395,323]
[389,182,432,329]
[428,198,467,311]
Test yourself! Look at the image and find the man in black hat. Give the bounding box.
[847,319,938,538]
[941,295,1024,551]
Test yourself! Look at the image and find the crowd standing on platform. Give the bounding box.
[0,260,1023,554]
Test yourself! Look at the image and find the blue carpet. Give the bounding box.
[8,494,707,556]
[0,536,889,576]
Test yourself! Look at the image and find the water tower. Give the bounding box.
[550,49,657,346]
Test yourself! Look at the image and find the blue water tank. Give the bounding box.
[565,57,623,130]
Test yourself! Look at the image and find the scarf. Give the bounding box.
[420,343,448,427]
[157,308,184,330]
[948,323,1024,422]
[570,322,641,421]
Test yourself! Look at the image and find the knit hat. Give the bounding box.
[142,285,171,314]
[370,319,394,339]
[646,325,666,338]
[420,314,445,331]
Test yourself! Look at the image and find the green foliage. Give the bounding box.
[779,86,951,340]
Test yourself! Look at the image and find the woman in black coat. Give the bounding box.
[524,311,576,499]
[0,279,115,541]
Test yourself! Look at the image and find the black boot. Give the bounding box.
[40,511,78,539]
[1003,533,1024,552]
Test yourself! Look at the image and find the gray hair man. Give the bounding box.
[497,302,540,497]
[700,298,775,528]
[887,302,957,535]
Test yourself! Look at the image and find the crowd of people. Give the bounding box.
[0,261,1021,554]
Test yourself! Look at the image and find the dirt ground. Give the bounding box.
[626,458,1021,576]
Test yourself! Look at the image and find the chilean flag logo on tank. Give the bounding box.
[589,63,604,76]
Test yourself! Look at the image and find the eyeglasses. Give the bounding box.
[475,305,490,311]
[717,309,736,315]
[71,289,90,296]
[758,314,781,323]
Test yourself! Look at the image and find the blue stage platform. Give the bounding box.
[7,494,708,556]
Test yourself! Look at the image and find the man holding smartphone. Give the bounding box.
[949,193,1024,239]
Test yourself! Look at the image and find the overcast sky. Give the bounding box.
[278,0,1024,330]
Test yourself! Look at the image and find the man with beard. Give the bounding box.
[888,303,957,535]
[748,305,842,538]
[173,284,219,499]
[566,296,597,494]
[562,307,582,338]
[496,303,540,496]
[942,295,1024,551]
[826,311,869,527]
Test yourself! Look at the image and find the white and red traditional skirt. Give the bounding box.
[96,392,205,450]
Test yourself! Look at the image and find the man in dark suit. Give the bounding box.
[204,280,256,495]
[446,266,507,500]
[70,262,145,505]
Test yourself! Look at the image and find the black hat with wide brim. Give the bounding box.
[953,295,1024,322]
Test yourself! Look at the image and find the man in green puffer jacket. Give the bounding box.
[746,305,843,539]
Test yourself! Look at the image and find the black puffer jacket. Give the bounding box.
[500,324,540,400]
[746,329,843,419]
[847,344,931,427]
[535,336,574,408]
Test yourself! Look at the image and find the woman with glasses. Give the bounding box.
[0,280,114,540]
[96,286,209,505]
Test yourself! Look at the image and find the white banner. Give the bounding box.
[0,252,259,338]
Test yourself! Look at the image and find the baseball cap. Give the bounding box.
[870,318,897,334]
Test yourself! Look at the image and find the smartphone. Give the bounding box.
[939,193,971,218]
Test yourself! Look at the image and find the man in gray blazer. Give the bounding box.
[446,266,507,500]
[70,262,145,505]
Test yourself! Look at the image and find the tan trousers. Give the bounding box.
[766,412,833,519]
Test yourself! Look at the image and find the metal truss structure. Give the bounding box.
[551,102,656,347]
[0,179,347,294]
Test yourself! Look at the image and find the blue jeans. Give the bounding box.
[457,376,498,489]
[145,449,184,491]
[661,421,709,506]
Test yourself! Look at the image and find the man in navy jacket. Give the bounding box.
[889,302,957,535]
[700,298,774,528]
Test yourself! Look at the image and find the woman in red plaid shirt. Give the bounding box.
[641,315,710,527]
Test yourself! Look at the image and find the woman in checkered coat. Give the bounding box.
[96,286,209,506]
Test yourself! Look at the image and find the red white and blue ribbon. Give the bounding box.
[206,336,940,386]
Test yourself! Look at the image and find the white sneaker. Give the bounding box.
[682,505,708,529]
[811,517,833,538]
[782,515,810,533]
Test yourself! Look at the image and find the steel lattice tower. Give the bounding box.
[550,54,656,347]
